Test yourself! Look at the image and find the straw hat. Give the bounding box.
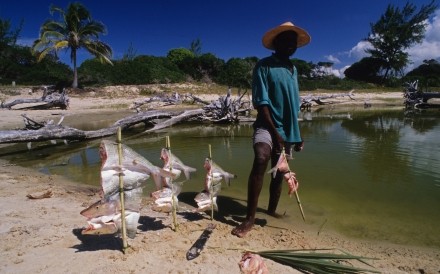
[262,21,311,49]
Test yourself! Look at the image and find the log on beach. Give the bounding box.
[1,87,70,110]
[0,110,203,144]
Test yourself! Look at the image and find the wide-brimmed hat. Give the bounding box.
[262,21,311,49]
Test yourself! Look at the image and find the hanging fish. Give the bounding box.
[160,148,197,180]
[203,157,236,186]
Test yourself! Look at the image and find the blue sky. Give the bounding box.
[2,0,440,77]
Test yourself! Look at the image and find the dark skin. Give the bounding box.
[231,31,303,238]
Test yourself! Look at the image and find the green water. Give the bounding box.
[2,107,440,248]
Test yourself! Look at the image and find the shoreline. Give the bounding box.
[1,87,439,273]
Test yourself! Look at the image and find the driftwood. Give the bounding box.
[1,86,70,110]
[130,92,181,111]
[300,90,355,110]
[138,91,253,124]
[403,80,440,109]
[0,110,203,144]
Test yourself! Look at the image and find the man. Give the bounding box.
[231,21,310,238]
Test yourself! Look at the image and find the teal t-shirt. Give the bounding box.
[252,54,302,143]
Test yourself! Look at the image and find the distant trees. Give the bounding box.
[0,17,71,85]
[365,1,437,82]
[405,59,440,87]
[344,57,383,83]
[32,2,113,88]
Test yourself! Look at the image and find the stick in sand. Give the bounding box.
[166,136,178,231]
[116,127,128,252]
[282,148,306,222]
[208,144,214,221]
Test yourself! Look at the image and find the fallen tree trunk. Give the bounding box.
[1,87,70,110]
[0,109,202,144]
[300,90,355,109]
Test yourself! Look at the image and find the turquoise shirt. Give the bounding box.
[252,54,302,143]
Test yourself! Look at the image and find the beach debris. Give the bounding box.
[300,90,355,110]
[186,223,216,260]
[26,190,53,199]
[249,249,379,274]
[238,251,269,274]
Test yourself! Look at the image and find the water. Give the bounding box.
[2,107,440,248]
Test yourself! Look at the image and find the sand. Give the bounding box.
[0,86,439,274]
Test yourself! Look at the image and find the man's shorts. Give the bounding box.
[252,127,292,156]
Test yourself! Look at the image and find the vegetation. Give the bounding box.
[1,2,439,91]
[32,2,113,88]
[346,1,438,84]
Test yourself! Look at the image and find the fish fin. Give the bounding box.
[266,167,278,178]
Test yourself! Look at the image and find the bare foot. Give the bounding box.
[231,220,254,238]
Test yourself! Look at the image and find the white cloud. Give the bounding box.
[348,40,371,60]
[406,9,440,70]
[325,55,341,64]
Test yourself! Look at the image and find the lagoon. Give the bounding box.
[2,106,440,248]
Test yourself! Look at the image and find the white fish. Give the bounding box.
[151,183,182,212]
[160,148,196,180]
[81,211,140,239]
[100,140,174,193]
[204,158,236,186]
[194,173,222,212]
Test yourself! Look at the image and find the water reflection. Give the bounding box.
[1,108,440,248]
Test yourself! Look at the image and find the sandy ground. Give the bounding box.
[0,86,439,274]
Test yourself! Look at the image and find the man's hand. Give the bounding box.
[293,141,304,152]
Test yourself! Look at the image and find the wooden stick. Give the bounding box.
[282,148,306,222]
[117,127,128,253]
[208,144,214,221]
[166,136,178,231]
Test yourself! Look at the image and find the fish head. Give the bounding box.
[80,199,119,219]
[160,148,170,165]
[204,158,212,172]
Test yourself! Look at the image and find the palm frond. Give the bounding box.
[253,249,380,274]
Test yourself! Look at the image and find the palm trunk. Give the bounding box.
[72,49,78,88]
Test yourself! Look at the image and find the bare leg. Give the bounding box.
[267,170,283,217]
[268,145,290,217]
[231,142,271,237]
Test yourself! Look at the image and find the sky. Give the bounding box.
[2,0,440,77]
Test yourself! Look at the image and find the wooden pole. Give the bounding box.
[167,136,178,231]
[208,144,214,221]
[282,148,306,222]
[117,127,128,252]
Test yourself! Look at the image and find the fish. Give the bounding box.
[267,152,290,178]
[186,223,216,260]
[151,182,182,212]
[81,140,170,239]
[284,171,299,197]
[194,173,222,212]
[160,148,197,180]
[160,167,182,188]
[99,140,174,193]
[239,252,269,274]
[80,188,143,219]
[204,158,236,186]
[267,152,300,196]
[81,211,140,239]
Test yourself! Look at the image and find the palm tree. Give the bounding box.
[32,2,112,88]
